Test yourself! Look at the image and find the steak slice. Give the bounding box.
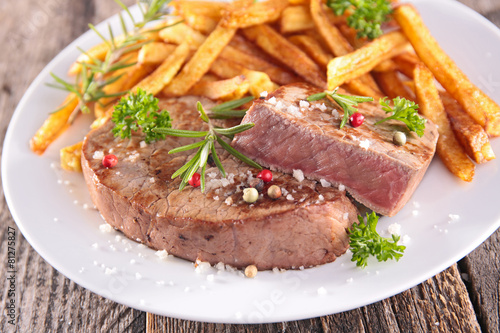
[232,83,439,216]
[82,96,359,270]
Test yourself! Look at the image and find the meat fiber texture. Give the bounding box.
[82,96,359,270]
[232,83,439,216]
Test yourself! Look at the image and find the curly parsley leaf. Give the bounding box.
[112,88,172,143]
[349,212,406,268]
[375,97,426,137]
[308,88,373,129]
[327,0,392,40]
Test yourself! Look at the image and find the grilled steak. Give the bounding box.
[82,96,359,270]
[232,83,439,216]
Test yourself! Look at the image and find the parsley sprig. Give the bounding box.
[154,101,261,192]
[112,88,172,143]
[375,97,426,137]
[307,88,374,129]
[327,0,392,40]
[47,0,173,115]
[349,212,406,268]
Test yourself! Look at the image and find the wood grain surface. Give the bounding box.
[0,1,499,332]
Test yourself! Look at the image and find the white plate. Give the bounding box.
[3,0,500,324]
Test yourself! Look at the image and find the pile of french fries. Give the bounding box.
[31,0,500,182]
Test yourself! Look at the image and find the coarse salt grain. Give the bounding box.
[93,151,104,159]
[388,223,401,235]
[318,103,327,112]
[317,287,327,296]
[149,177,155,183]
[268,97,277,105]
[343,213,349,220]
[412,210,419,217]
[206,274,215,282]
[99,224,113,233]
[135,272,142,280]
[213,196,219,201]
[155,250,169,260]
[293,169,305,182]
[318,194,324,201]
[140,141,147,148]
[448,214,460,222]
[401,235,411,245]
[130,259,136,265]
[105,267,117,275]
[320,179,331,187]
[346,277,354,283]
[91,243,99,249]
[286,194,294,201]
[299,100,310,108]
[225,197,233,206]
[287,105,301,117]
[332,109,339,117]
[359,139,370,150]
[260,91,268,97]
[275,100,284,109]
[338,184,345,191]
[195,260,212,274]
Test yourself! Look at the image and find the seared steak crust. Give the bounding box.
[232,83,439,216]
[82,96,359,270]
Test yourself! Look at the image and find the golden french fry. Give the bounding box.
[394,4,500,136]
[414,63,475,182]
[210,59,278,97]
[393,52,420,79]
[288,0,309,5]
[220,45,299,85]
[280,6,315,34]
[189,75,249,100]
[184,13,218,34]
[327,31,409,91]
[221,0,289,29]
[310,0,382,95]
[163,24,237,96]
[171,0,228,19]
[373,71,415,101]
[243,24,326,88]
[441,92,495,164]
[60,141,83,172]
[30,93,79,155]
[138,43,177,65]
[288,35,332,70]
[158,22,206,49]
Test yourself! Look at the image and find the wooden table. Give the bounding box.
[1,0,499,332]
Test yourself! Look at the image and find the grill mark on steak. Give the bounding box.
[232,83,439,216]
[82,96,359,269]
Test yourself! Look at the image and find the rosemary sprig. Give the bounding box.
[208,96,254,119]
[47,0,173,115]
[307,88,373,129]
[154,101,262,192]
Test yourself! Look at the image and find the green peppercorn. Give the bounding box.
[393,131,406,146]
[243,188,259,203]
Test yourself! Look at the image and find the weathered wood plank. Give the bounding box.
[0,0,142,332]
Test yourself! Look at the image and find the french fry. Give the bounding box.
[210,59,278,97]
[310,0,382,96]
[171,0,228,19]
[30,93,79,155]
[393,52,420,79]
[288,35,332,70]
[184,14,218,34]
[441,92,495,164]
[414,63,475,182]
[373,71,415,101]
[221,0,289,29]
[138,43,176,65]
[158,22,206,49]
[280,6,315,34]
[189,75,249,100]
[60,141,83,172]
[288,0,309,5]
[327,31,409,91]
[243,24,326,88]
[163,23,237,96]
[220,45,299,85]
[394,4,500,136]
